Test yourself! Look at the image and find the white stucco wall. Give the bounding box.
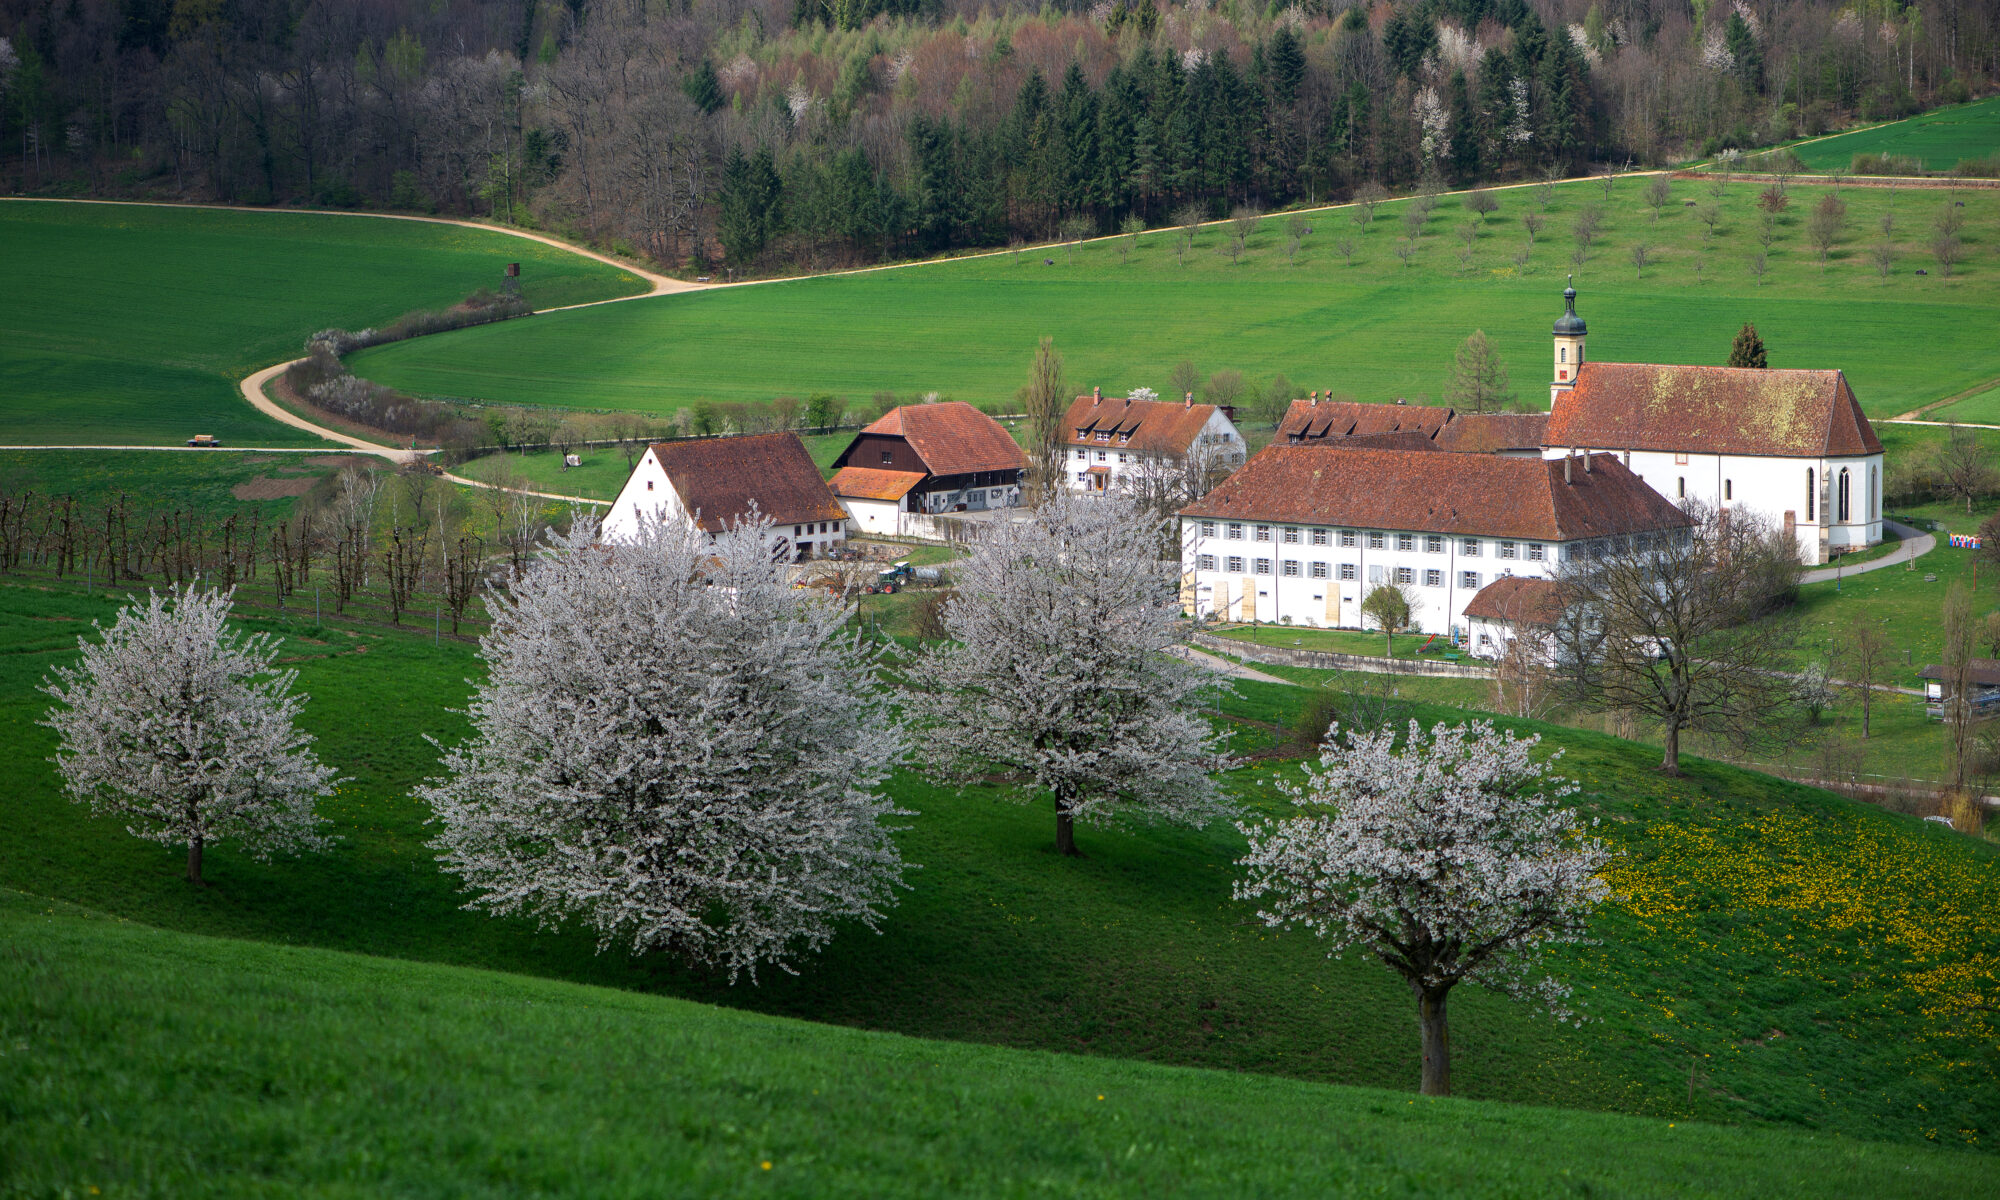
[602,447,847,556]
[840,496,904,536]
[1066,408,1246,493]
[1539,446,1883,564]
[1180,516,1571,637]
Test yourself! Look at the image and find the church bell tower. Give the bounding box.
[1551,277,1587,407]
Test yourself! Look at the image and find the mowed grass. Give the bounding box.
[1,579,1995,1149]
[0,201,646,447]
[5,894,1991,1200]
[356,177,2000,421]
[1792,95,2000,172]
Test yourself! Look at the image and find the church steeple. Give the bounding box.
[1551,277,1587,406]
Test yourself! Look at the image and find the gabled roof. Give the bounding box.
[1917,660,2000,687]
[859,402,1027,476]
[1433,412,1551,454]
[828,467,927,502]
[647,433,847,532]
[1464,576,1569,626]
[1277,400,1454,442]
[1065,394,1225,456]
[1181,446,1691,542]
[1545,363,1882,458]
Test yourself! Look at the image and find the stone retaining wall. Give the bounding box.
[1192,631,1496,679]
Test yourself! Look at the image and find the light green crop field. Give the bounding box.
[0,202,646,447]
[4,892,1989,1199]
[355,177,2000,422]
[1792,95,2000,172]
[2,580,1995,1152]
[1931,383,2000,424]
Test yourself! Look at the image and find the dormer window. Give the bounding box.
[881,451,893,465]
[1095,431,1111,442]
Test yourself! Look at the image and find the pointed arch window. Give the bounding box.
[1838,468,1852,523]
[1806,469,1815,521]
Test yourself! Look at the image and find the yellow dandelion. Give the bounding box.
[761,1161,772,1171]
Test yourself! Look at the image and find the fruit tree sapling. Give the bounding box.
[40,583,340,885]
[1237,719,1609,1097]
[422,511,908,981]
[909,490,1233,856]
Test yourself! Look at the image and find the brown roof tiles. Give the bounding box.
[1463,576,1570,626]
[861,402,1028,476]
[1181,445,1691,542]
[1432,412,1551,454]
[648,433,847,532]
[1277,400,1454,442]
[828,466,927,502]
[1065,394,1224,457]
[1545,363,1882,458]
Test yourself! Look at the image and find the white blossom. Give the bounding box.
[909,491,1233,856]
[1700,28,1735,72]
[1181,47,1208,71]
[1236,719,1610,1095]
[786,77,820,123]
[1437,23,1482,74]
[422,511,908,981]
[719,53,757,91]
[1414,85,1450,164]
[1126,386,1159,403]
[1833,10,1861,40]
[1733,0,1762,37]
[1506,77,1535,144]
[1566,23,1602,68]
[40,584,340,885]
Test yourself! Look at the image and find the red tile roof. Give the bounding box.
[1432,412,1551,453]
[1463,576,1569,626]
[828,466,927,502]
[648,433,847,532]
[1181,445,1691,542]
[1545,363,1882,458]
[861,402,1028,476]
[1065,393,1225,456]
[1277,400,1453,442]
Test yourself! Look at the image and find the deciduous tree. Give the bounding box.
[423,514,908,980]
[908,492,1232,857]
[1236,719,1609,1097]
[41,584,340,885]
[1444,330,1514,413]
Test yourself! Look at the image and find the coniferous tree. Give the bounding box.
[1446,330,1516,412]
[682,58,724,114]
[1728,323,1769,368]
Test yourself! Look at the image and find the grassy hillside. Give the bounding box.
[1,578,1994,1149]
[4,893,1988,1200]
[1792,96,2000,172]
[355,177,2000,422]
[0,202,646,447]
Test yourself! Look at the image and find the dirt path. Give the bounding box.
[1889,376,2000,421]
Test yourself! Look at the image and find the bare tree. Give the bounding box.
[1336,234,1358,265]
[1353,181,1388,225]
[1942,580,1977,790]
[1808,192,1846,268]
[1444,330,1514,413]
[1019,337,1068,504]
[1872,240,1895,278]
[1118,214,1145,261]
[1394,238,1419,268]
[1172,203,1205,266]
[1521,210,1543,244]
[1237,720,1608,1097]
[1835,613,1891,739]
[1630,241,1652,278]
[908,492,1233,857]
[1169,360,1201,401]
[1552,504,1809,775]
[40,584,340,885]
[1932,231,1964,277]
[1226,205,1263,263]
[1462,189,1498,223]
[1644,173,1673,219]
[1937,424,1997,514]
[1203,368,1247,413]
[1748,251,1770,286]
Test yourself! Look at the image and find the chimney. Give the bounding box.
[1622,448,1631,467]
[1583,451,1593,473]
[1092,386,1101,405]
[1310,390,1319,403]
[1184,391,1194,406]
[1563,453,1573,485]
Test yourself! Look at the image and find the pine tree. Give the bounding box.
[1445,330,1516,412]
[1728,323,1768,368]
[682,59,724,114]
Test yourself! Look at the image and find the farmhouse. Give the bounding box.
[1064,388,1246,493]
[1462,575,1569,662]
[1179,445,1688,633]
[1276,398,1548,457]
[829,401,1028,535]
[601,432,849,559]
[1542,284,1885,565]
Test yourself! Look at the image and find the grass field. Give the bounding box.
[5,892,1990,1199]
[356,177,2000,422]
[1931,383,2000,424]
[2,579,1995,1151]
[0,202,646,447]
[1792,95,2000,172]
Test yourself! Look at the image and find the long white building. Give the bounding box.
[1178,445,1688,635]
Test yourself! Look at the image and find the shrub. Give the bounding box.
[1852,152,1926,176]
[1951,154,2000,179]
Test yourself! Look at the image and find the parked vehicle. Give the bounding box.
[187,434,221,447]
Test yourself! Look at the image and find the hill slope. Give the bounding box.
[352,177,2000,421]
[0,202,646,446]
[3,891,1988,1200]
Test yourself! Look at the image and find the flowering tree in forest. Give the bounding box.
[422,512,907,981]
[40,584,340,885]
[1236,719,1609,1097]
[909,491,1232,856]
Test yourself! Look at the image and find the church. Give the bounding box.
[1541,283,1885,566]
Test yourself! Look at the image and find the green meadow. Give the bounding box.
[356,176,2000,423]
[1,579,1995,1157]
[1793,95,2000,172]
[0,202,645,447]
[5,891,1989,1200]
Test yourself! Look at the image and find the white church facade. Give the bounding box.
[1541,284,1885,566]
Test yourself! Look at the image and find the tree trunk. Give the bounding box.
[1659,719,1682,775]
[1055,806,1081,857]
[1416,983,1452,1097]
[186,834,205,886]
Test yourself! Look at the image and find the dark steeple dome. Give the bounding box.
[1553,276,1587,336]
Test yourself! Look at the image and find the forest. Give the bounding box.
[1,0,1992,270]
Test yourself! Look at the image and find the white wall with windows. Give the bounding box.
[1540,447,1883,565]
[604,447,847,559]
[1181,516,1571,636]
[1067,409,1245,493]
